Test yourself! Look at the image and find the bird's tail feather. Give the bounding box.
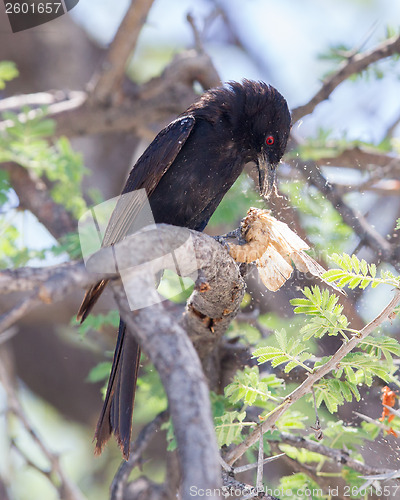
[94,319,140,460]
[77,279,109,323]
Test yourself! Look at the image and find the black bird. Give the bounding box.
[77,80,291,459]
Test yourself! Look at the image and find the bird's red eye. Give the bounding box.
[265,135,274,145]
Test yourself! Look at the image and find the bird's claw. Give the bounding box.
[213,235,231,252]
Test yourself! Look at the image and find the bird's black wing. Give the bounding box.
[77,115,195,322]
[102,115,196,247]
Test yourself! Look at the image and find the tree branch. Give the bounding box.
[292,34,400,123]
[88,0,155,104]
[0,350,85,500]
[276,431,396,477]
[111,410,169,500]
[225,288,400,465]
[290,159,399,267]
[0,224,246,497]
[1,162,76,239]
[0,261,92,333]
[316,146,400,172]
[113,281,222,500]
[0,51,220,139]
[84,225,247,498]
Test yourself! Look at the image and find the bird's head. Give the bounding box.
[228,80,291,198]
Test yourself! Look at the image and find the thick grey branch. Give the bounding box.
[1,225,246,496]
[0,262,92,333]
[87,225,246,498]
[0,261,87,294]
[113,281,222,500]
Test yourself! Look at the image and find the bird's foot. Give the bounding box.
[214,229,245,252]
[213,234,231,252]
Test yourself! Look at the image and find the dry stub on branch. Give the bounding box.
[229,207,344,294]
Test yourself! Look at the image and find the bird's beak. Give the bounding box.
[257,152,277,198]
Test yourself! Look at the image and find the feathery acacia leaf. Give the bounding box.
[253,330,313,373]
[224,366,283,406]
[214,411,251,447]
[291,286,349,340]
[323,253,400,290]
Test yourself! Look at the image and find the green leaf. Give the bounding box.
[214,411,250,447]
[322,420,367,450]
[279,473,322,499]
[325,253,400,290]
[161,419,177,451]
[51,232,82,259]
[253,329,312,373]
[0,61,19,89]
[0,170,11,204]
[279,444,324,465]
[0,220,47,268]
[322,269,348,282]
[359,336,400,359]
[275,410,307,431]
[87,361,112,383]
[342,253,353,272]
[224,366,283,407]
[337,352,392,384]
[73,310,120,336]
[348,277,361,289]
[314,379,360,413]
[292,286,348,340]
[0,108,89,221]
[351,254,360,274]
[360,259,368,276]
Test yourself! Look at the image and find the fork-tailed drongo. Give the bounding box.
[77,80,291,459]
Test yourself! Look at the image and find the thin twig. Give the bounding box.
[385,112,400,139]
[0,262,94,333]
[111,410,169,500]
[275,431,396,477]
[310,386,323,440]
[0,51,218,139]
[222,470,280,500]
[187,13,204,53]
[354,411,396,434]
[0,327,18,345]
[292,34,400,122]
[0,354,85,500]
[233,453,285,474]
[383,404,400,418]
[256,427,264,492]
[0,294,42,334]
[295,160,398,268]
